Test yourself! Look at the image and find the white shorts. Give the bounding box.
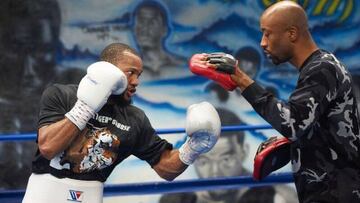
[22,173,104,203]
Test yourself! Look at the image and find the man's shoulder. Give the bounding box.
[52,83,78,91]
[44,83,78,98]
[303,50,342,76]
[311,50,344,69]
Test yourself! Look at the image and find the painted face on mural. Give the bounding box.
[134,6,167,48]
[20,18,58,94]
[1,13,58,96]
[235,47,260,79]
[194,134,248,199]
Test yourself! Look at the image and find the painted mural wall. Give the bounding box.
[0,0,359,202]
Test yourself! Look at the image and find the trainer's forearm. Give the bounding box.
[38,118,81,160]
[231,68,255,91]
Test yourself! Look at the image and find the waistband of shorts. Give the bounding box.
[31,173,104,188]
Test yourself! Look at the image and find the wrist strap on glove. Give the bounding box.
[178,138,200,165]
[65,100,95,130]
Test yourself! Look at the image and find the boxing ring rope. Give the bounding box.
[0,124,273,142]
[0,124,294,200]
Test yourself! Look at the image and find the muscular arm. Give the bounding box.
[38,118,80,160]
[139,102,219,181]
[153,149,188,181]
[152,102,220,181]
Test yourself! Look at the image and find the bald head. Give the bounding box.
[261,1,308,34]
[259,1,318,68]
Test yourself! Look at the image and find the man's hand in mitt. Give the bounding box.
[189,53,238,91]
[206,52,238,74]
[253,136,291,181]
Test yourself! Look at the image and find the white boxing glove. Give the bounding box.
[86,61,128,96]
[179,101,221,165]
[65,61,127,130]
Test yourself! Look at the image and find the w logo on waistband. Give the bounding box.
[67,190,84,202]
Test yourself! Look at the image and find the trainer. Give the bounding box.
[189,1,360,203]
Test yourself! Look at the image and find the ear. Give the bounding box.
[287,26,298,42]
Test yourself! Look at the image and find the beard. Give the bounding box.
[267,50,292,65]
[269,54,292,65]
[108,94,132,106]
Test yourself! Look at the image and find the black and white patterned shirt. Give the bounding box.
[243,49,360,203]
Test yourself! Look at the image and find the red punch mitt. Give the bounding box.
[253,136,291,181]
[189,53,237,91]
